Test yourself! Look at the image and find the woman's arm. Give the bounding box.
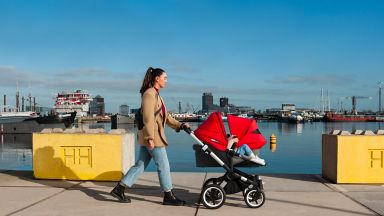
[142,91,156,142]
[166,114,182,132]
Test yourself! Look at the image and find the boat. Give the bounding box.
[0,111,38,123]
[78,115,111,124]
[278,111,304,123]
[171,113,202,122]
[24,112,77,128]
[0,112,77,134]
[325,112,376,122]
[54,90,92,117]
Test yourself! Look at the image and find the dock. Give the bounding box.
[0,171,383,216]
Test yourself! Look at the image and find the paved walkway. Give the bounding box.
[0,171,383,216]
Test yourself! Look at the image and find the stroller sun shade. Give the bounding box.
[227,114,267,150]
[194,112,228,151]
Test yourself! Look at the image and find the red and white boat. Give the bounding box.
[54,90,92,117]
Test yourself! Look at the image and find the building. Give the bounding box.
[220,97,229,107]
[202,92,213,112]
[282,104,295,111]
[119,104,130,115]
[89,95,105,116]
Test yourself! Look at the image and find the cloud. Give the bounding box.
[268,74,355,85]
[54,68,109,78]
[166,83,318,97]
[0,65,45,87]
[166,59,199,74]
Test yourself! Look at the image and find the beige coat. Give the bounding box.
[137,87,182,147]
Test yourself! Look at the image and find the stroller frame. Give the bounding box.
[185,128,266,209]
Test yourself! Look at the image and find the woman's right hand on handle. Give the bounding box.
[148,139,155,150]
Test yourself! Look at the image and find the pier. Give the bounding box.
[0,171,383,216]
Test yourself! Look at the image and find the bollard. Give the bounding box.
[270,134,276,152]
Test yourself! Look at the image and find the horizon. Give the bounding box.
[1,0,383,113]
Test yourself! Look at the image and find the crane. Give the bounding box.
[343,96,372,115]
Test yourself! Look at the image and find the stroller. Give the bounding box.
[183,112,267,209]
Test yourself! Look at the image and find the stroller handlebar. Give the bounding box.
[181,123,192,134]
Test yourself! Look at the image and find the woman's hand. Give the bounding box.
[183,123,190,129]
[148,139,155,150]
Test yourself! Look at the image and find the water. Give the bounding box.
[1,122,383,173]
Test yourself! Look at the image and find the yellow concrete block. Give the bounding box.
[33,133,135,181]
[322,134,384,183]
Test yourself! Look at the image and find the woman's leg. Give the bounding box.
[148,147,186,206]
[147,147,172,191]
[120,146,152,187]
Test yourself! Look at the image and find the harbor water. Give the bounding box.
[1,121,383,174]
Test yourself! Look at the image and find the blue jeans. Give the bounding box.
[236,144,253,156]
[120,146,173,192]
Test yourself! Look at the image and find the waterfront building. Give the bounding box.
[220,97,229,107]
[119,104,130,115]
[89,95,105,116]
[282,104,295,111]
[202,92,213,112]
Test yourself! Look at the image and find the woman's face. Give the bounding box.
[155,72,168,89]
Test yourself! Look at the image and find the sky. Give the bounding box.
[1,0,384,113]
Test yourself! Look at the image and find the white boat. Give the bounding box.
[54,90,92,117]
[0,111,38,124]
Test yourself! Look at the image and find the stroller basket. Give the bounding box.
[193,144,260,167]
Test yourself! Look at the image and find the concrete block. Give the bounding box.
[109,129,127,134]
[52,128,63,133]
[33,132,135,181]
[322,134,384,183]
[351,129,364,135]
[362,130,375,135]
[40,128,53,133]
[329,130,340,135]
[63,128,84,134]
[338,130,351,135]
[84,129,103,134]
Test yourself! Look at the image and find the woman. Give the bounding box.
[110,67,190,206]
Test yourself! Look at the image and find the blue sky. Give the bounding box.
[1,0,383,113]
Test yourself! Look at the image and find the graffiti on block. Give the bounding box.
[61,146,92,167]
[369,149,383,168]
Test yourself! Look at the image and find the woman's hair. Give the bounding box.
[139,67,165,95]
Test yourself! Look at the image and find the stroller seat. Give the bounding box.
[193,144,260,167]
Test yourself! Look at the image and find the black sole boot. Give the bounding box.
[163,190,186,206]
[110,183,131,203]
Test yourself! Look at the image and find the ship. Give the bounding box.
[171,113,202,122]
[0,112,77,134]
[0,111,38,123]
[54,90,92,117]
[324,112,376,122]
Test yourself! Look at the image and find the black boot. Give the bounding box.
[110,183,131,203]
[163,190,186,206]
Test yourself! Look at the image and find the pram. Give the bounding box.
[183,112,267,209]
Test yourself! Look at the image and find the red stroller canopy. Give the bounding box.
[194,112,228,151]
[227,114,266,150]
[194,112,267,151]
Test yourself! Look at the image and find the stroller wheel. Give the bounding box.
[201,184,226,209]
[242,188,249,197]
[203,178,217,187]
[244,189,265,208]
